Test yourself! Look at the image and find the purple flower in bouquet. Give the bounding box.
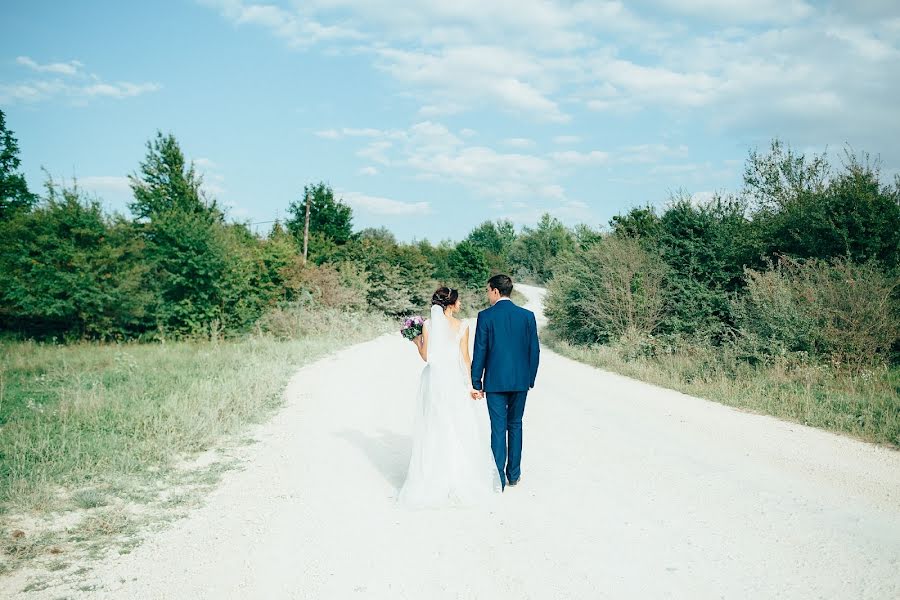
[401,315,425,341]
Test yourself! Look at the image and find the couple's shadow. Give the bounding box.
[336,429,411,489]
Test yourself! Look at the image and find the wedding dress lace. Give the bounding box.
[398,304,502,508]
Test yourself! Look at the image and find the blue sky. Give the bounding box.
[2,0,899,241]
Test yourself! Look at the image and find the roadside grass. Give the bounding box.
[545,332,900,448]
[0,308,392,581]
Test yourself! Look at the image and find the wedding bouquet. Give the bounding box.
[400,316,425,341]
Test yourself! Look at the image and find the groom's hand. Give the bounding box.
[470,389,483,400]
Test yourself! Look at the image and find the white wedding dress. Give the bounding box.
[398,305,502,508]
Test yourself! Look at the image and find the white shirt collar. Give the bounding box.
[496,297,512,303]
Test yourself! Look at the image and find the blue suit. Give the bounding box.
[471,299,540,487]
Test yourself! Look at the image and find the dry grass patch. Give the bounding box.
[0,309,393,586]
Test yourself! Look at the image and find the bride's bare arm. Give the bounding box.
[415,323,429,362]
[460,325,472,373]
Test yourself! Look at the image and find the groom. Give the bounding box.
[470,274,540,490]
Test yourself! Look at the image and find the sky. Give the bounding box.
[2,0,899,242]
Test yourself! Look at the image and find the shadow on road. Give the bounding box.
[337,429,411,490]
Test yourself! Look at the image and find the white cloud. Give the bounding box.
[586,54,719,111]
[315,127,403,140]
[357,140,393,165]
[826,26,898,60]
[620,144,689,163]
[553,135,580,145]
[334,120,708,206]
[375,45,569,122]
[1,58,160,105]
[550,150,610,166]
[0,80,162,104]
[503,137,536,149]
[193,157,218,169]
[16,56,84,76]
[358,165,378,176]
[651,0,814,24]
[201,0,363,47]
[342,127,386,137]
[78,175,132,194]
[367,121,562,200]
[191,156,226,198]
[207,1,900,171]
[341,191,430,216]
[689,190,718,207]
[499,198,593,226]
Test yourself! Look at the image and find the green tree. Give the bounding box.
[358,226,396,244]
[743,138,830,212]
[286,182,353,249]
[573,223,603,250]
[655,194,756,337]
[609,205,662,243]
[750,150,900,268]
[142,208,228,335]
[128,131,212,220]
[259,221,298,301]
[216,222,282,332]
[336,234,430,315]
[508,213,574,282]
[416,239,453,281]
[129,133,227,335]
[0,110,37,221]
[0,179,151,338]
[466,219,516,273]
[448,240,490,288]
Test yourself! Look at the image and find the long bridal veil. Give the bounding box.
[399,305,501,508]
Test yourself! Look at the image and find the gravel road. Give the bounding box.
[24,284,900,599]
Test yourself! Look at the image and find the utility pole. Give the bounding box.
[302,191,312,265]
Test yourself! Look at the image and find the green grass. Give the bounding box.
[546,332,900,447]
[0,308,392,578]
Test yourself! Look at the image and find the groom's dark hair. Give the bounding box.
[488,274,513,297]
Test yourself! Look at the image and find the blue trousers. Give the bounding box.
[485,391,528,488]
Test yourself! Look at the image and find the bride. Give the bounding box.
[399,287,502,508]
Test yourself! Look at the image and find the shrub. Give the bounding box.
[365,263,418,316]
[280,260,370,311]
[545,235,668,344]
[256,304,378,340]
[734,256,900,371]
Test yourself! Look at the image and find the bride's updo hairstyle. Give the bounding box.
[431,286,459,309]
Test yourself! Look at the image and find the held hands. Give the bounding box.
[469,389,485,400]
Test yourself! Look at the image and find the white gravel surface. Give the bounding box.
[23,285,900,599]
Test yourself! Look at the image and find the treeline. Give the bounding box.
[545,141,900,370]
[0,111,561,341]
[2,107,898,367]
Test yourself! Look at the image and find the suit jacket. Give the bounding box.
[471,299,540,393]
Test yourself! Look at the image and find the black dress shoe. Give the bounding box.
[508,478,520,487]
